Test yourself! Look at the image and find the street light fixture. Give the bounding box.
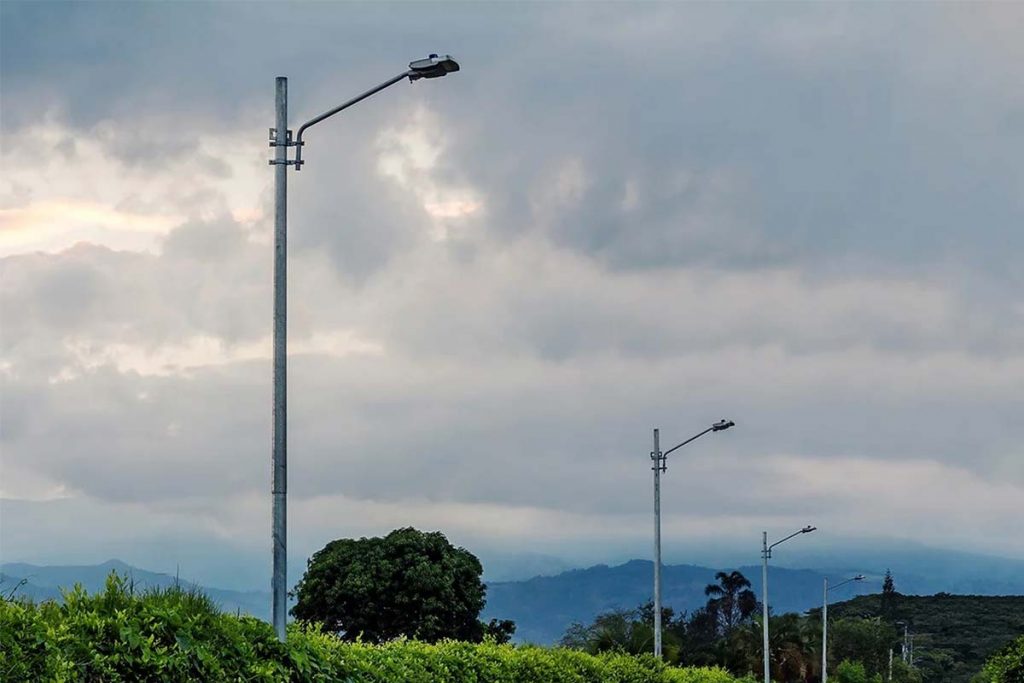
[650,419,736,658]
[268,55,459,642]
[761,525,816,683]
[408,54,461,79]
[822,574,865,683]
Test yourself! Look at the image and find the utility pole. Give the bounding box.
[271,75,289,643]
[822,577,828,683]
[761,525,816,683]
[888,648,893,682]
[649,420,734,659]
[652,428,663,659]
[821,574,863,683]
[762,531,770,683]
[266,55,459,643]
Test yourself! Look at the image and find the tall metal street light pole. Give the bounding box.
[651,419,735,658]
[761,525,816,683]
[822,574,865,683]
[268,54,460,642]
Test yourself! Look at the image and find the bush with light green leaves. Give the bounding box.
[0,572,754,682]
[975,634,1024,683]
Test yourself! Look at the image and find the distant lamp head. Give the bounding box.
[409,54,460,81]
[802,525,817,534]
[712,419,735,432]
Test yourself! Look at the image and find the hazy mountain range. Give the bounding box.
[0,559,273,620]
[5,542,1023,645]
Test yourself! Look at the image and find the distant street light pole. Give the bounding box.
[269,55,459,642]
[822,574,865,683]
[897,622,909,664]
[651,419,735,658]
[761,525,816,683]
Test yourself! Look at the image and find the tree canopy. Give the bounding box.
[291,527,507,643]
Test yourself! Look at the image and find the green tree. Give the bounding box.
[880,570,897,619]
[890,658,923,683]
[291,527,500,643]
[835,660,883,683]
[977,635,1024,683]
[704,570,759,635]
[769,613,815,683]
[560,603,689,663]
[828,617,896,679]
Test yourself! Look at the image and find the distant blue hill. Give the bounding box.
[0,559,271,620]
[482,559,844,644]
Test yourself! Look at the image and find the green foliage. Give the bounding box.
[0,573,294,681]
[827,617,895,679]
[977,635,1024,683]
[834,660,882,683]
[880,571,897,620]
[703,571,758,636]
[889,658,923,683]
[828,592,1024,683]
[292,527,492,643]
[0,572,753,683]
[559,607,668,660]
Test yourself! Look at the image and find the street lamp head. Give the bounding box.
[801,525,817,534]
[409,54,460,80]
[854,574,866,581]
[712,419,735,432]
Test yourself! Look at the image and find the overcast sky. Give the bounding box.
[1,2,1022,588]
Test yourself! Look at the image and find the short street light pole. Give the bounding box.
[651,419,735,658]
[761,525,816,683]
[269,55,459,642]
[822,574,865,683]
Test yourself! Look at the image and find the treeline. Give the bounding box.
[3,528,1020,682]
[559,570,1022,683]
[825,591,1024,683]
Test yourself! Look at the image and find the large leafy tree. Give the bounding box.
[291,527,496,643]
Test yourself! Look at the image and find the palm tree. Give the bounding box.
[704,570,759,635]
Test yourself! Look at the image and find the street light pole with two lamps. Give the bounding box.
[269,54,460,641]
[761,525,816,683]
[650,419,735,658]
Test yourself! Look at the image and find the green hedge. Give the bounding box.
[1,574,749,682]
[977,635,1024,683]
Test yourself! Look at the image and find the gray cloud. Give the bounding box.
[2,2,1023,571]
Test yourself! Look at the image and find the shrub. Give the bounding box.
[1,572,751,683]
[978,635,1024,683]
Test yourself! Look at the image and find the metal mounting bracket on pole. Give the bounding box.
[651,450,666,473]
[268,128,303,166]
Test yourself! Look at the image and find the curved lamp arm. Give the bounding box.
[828,575,866,592]
[769,525,816,553]
[662,419,735,458]
[293,71,410,170]
[292,54,459,170]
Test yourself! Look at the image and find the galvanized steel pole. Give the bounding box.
[272,76,288,642]
[264,58,457,644]
[652,428,662,658]
[822,577,829,683]
[762,531,770,683]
